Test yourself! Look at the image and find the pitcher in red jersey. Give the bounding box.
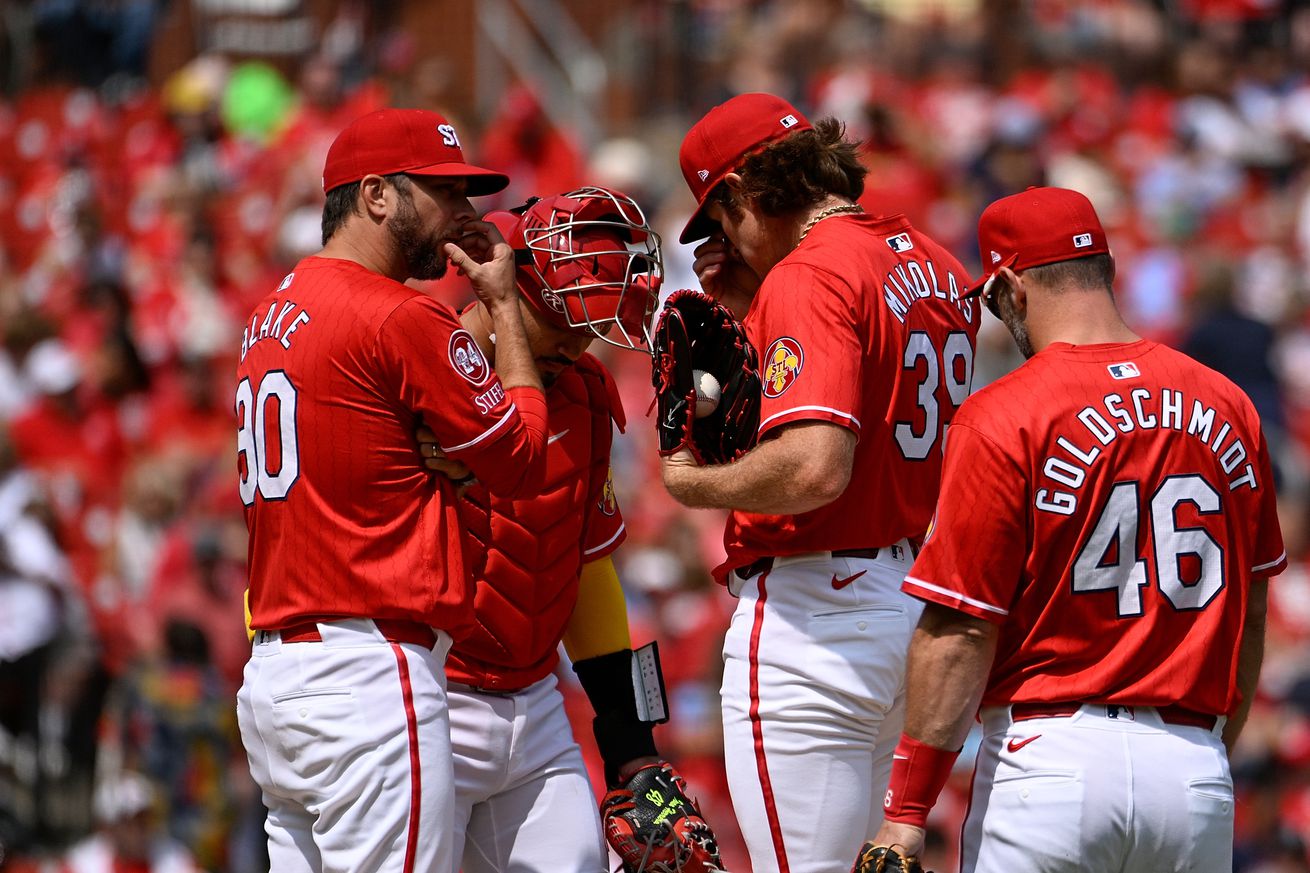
[660,92,979,873]
[861,187,1286,873]
[235,108,550,873]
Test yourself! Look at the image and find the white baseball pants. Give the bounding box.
[448,673,607,873]
[720,544,921,873]
[237,619,453,873]
[964,704,1233,873]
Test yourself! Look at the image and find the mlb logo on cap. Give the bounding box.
[781,114,800,128]
[964,187,1109,298]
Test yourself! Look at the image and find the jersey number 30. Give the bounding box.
[236,371,300,506]
[1072,476,1225,617]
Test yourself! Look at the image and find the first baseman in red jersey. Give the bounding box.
[417,187,719,872]
[861,188,1285,873]
[661,93,978,873]
[235,109,550,873]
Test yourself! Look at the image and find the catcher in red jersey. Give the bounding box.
[416,187,721,873]
[860,187,1286,873]
[236,108,551,873]
[660,92,979,873]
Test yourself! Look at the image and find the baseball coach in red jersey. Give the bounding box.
[235,108,550,873]
[858,187,1286,873]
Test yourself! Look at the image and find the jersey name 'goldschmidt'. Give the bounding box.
[902,339,1285,716]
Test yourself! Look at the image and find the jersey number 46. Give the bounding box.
[1072,475,1225,617]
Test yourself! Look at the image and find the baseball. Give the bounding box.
[693,369,721,418]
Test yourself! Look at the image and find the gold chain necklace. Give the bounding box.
[799,203,864,241]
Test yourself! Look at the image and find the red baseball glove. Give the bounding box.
[601,762,722,873]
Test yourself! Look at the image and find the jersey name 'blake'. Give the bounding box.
[1037,386,1260,517]
[240,275,312,360]
[880,252,976,326]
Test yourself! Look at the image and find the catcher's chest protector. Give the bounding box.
[448,358,620,689]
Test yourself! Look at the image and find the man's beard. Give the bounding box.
[995,282,1035,359]
[389,192,447,280]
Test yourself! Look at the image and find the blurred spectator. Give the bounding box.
[1184,260,1286,435]
[52,771,199,873]
[480,85,585,207]
[100,623,239,872]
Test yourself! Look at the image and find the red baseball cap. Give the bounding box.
[966,186,1109,297]
[677,93,813,244]
[322,108,509,196]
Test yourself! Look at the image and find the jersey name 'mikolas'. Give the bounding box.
[1035,388,1258,516]
[880,258,975,325]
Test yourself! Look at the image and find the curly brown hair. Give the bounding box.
[710,117,867,222]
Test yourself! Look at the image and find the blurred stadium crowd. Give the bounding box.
[2,0,1310,870]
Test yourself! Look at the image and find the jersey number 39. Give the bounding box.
[895,331,974,460]
[236,371,301,506]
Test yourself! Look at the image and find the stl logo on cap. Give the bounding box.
[437,123,460,147]
[763,337,804,397]
[448,330,490,385]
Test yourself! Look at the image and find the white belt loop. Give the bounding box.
[431,629,453,662]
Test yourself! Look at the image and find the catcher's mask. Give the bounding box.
[487,186,662,352]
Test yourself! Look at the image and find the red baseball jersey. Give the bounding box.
[719,213,979,581]
[904,339,1286,716]
[238,256,546,636]
[447,355,626,691]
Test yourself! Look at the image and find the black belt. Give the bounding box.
[734,547,885,581]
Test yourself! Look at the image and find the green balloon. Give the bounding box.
[222,62,295,143]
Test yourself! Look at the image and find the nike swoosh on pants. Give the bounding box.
[831,570,867,590]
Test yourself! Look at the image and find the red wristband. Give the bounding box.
[882,735,960,828]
